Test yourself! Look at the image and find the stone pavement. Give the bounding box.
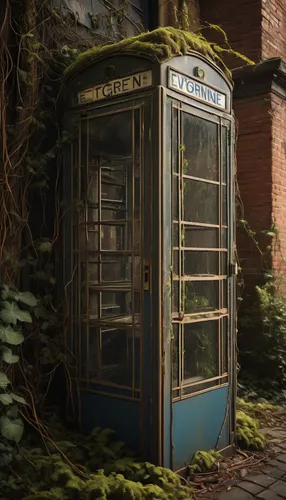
[216,445,286,499]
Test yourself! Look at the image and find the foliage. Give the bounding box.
[64,26,254,81]
[0,285,33,446]
[0,418,192,499]
[236,410,265,450]
[189,449,222,474]
[239,279,286,387]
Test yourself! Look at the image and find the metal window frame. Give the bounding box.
[169,100,233,401]
[71,102,145,399]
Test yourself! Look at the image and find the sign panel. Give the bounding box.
[78,70,152,104]
[168,69,226,110]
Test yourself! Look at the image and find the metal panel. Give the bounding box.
[80,390,141,452]
[172,386,230,470]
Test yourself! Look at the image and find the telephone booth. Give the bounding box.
[62,45,236,471]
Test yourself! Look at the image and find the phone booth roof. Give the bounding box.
[62,27,233,115]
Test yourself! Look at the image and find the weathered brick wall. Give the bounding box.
[158,0,200,30]
[261,0,286,59]
[234,95,273,288]
[271,94,286,276]
[199,0,262,69]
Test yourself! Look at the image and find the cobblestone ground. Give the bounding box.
[215,429,286,500]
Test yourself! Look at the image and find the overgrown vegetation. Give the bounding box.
[236,410,265,450]
[238,278,286,389]
[189,450,222,474]
[0,416,192,499]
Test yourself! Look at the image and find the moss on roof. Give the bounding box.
[64,26,254,81]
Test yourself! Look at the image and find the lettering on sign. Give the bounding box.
[168,69,226,110]
[78,70,152,104]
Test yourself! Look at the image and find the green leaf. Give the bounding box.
[0,325,24,345]
[15,291,37,307]
[6,405,18,419]
[0,301,32,324]
[38,241,52,253]
[1,286,17,301]
[0,372,10,389]
[0,416,24,443]
[0,393,13,405]
[11,393,27,405]
[1,347,19,364]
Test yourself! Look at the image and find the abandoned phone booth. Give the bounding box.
[62,44,236,471]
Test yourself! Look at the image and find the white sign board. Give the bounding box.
[168,69,226,110]
[78,70,152,104]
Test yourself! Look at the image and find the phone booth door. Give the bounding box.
[165,96,235,470]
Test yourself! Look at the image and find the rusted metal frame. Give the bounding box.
[78,120,82,380]
[131,109,136,399]
[172,310,228,322]
[173,247,228,252]
[85,119,90,381]
[139,103,145,450]
[176,373,227,391]
[173,275,226,281]
[218,118,222,381]
[178,105,183,398]
[172,381,229,402]
[98,136,103,379]
[182,173,220,186]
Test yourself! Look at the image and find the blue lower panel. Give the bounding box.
[172,386,230,470]
[80,391,141,453]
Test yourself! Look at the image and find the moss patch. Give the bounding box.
[236,410,265,450]
[64,26,254,80]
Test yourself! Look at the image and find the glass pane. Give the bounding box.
[173,223,179,247]
[222,279,228,309]
[183,321,219,383]
[182,113,218,181]
[101,208,128,221]
[183,179,218,224]
[82,262,98,284]
[221,316,228,374]
[172,324,179,387]
[184,226,219,248]
[183,251,219,276]
[173,250,179,275]
[222,228,227,248]
[222,126,227,184]
[102,254,131,283]
[88,328,99,377]
[220,252,227,275]
[183,281,219,313]
[222,185,227,225]
[172,280,179,312]
[86,290,99,318]
[172,175,179,220]
[101,291,132,317]
[172,107,178,173]
[101,328,131,385]
[101,224,133,251]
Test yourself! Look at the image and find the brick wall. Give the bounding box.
[234,94,273,288]
[271,93,286,276]
[261,0,286,59]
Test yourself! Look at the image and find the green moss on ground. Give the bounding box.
[64,26,254,80]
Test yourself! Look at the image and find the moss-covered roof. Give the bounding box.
[64,27,253,81]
